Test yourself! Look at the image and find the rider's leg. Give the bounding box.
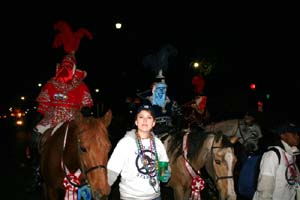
[26,124,49,192]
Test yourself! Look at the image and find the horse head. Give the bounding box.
[205,131,238,200]
[165,125,238,200]
[73,110,112,199]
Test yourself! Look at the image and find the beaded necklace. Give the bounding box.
[135,131,159,192]
[283,152,299,187]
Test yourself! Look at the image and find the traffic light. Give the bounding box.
[250,83,256,90]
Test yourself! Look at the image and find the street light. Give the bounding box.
[193,62,200,68]
[115,22,122,30]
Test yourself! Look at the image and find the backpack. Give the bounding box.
[237,147,281,199]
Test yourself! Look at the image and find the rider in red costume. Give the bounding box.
[26,20,94,192]
[35,20,94,135]
[35,53,93,134]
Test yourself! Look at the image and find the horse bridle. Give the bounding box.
[62,123,107,187]
[210,137,234,182]
[206,123,235,182]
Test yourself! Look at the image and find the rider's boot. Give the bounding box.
[25,130,42,193]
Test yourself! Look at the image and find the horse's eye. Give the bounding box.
[215,159,221,165]
[80,146,87,152]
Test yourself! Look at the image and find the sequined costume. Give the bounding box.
[36,70,93,131]
[34,20,93,134]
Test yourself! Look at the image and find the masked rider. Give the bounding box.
[26,20,93,192]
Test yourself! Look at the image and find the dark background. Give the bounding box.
[1,4,299,121]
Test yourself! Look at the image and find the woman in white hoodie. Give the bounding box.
[107,104,170,200]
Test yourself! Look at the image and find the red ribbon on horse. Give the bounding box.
[191,176,205,200]
[63,169,82,200]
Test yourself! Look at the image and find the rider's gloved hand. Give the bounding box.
[160,169,171,183]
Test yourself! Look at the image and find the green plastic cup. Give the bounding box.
[158,161,168,181]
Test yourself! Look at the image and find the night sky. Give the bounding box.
[1,4,299,120]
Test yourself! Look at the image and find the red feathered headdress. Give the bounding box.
[53,20,93,83]
[192,75,205,95]
[53,20,93,54]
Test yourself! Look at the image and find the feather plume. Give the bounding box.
[142,44,178,75]
[53,20,93,54]
[192,75,205,95]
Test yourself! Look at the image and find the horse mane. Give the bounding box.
[213,130,234,148]
[168,125,207,161]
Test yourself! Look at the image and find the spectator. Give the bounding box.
[253,121,300,200]
[107,104,171,200]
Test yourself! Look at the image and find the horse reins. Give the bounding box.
[84,164,106,174]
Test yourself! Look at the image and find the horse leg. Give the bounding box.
[171,187,191,200]
[168,157,193,200]
[171,183,191,200]
[184,188,192,200]
[172,186,185,200]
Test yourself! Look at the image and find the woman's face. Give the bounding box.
[135,110,156,133]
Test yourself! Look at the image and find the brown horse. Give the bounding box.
[163,126,238,200]
[40,110,112,200]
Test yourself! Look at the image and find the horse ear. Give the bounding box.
[101,109,112,128]
[230,136,240,144]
